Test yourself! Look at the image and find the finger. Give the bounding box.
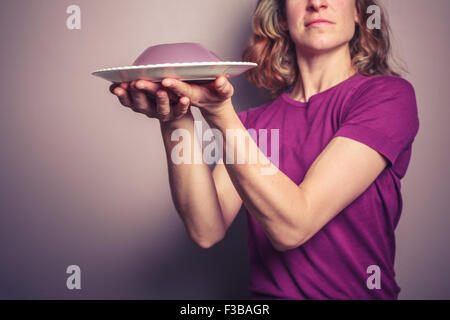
[213,76,234,99]
[171,96,191,120]
[112,86,133,107]
[120,82,130,90]
[129,80,152,113]
[154,90,172,121]
[135,80,160,96]
[161,78,196,101]
[109,82,121,94]
[136,80,180,101]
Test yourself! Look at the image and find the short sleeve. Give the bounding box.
[333,76,420,171]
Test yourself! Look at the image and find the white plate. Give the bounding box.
[92,62,257,83]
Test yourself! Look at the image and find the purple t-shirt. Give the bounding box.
[237,73,420,299]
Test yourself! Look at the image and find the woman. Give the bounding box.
[109,0,420,299]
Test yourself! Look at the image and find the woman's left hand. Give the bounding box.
[132,75,234,118]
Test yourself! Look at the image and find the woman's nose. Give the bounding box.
[307,0,329,12]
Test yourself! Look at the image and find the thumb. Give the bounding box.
[214,76,234,99]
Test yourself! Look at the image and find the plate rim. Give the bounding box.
[92,61,257,75]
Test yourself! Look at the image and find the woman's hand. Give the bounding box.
[109,80,191,123]
[109,75,234,122]
[157,75,234,118]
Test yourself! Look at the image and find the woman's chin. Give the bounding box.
[297,41,347,55]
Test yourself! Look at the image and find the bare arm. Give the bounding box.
[116,77,388,252]
[159,110,242,248]
[204,108,388,251]
[110,77,243,249]
[212,161,243,230]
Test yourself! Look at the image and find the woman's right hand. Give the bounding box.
[109,80,191,123]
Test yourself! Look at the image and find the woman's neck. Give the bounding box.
[290,44,356,103]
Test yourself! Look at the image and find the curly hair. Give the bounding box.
[242,0,405,98]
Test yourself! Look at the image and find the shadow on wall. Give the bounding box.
[135,208,251,300]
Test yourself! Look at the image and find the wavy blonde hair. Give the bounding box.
[242,0,405,98]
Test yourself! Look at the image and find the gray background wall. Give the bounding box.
[0,0,448,299]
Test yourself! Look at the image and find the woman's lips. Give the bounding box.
[305,19,334,27]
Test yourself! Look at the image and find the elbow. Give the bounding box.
[270,232,310,252]
[272,241,304,252]
[192,233,225,250]
[272,241,301,252]
[270,212,314,252]
[195,239,218,249]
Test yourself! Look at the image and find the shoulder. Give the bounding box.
[351,74,416,100]
[342,74,418,117]
[340,74,419,134]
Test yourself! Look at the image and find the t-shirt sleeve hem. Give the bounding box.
[333,124,402,167]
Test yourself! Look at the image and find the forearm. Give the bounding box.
[202,104,308,250]
[160,109,226,248]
